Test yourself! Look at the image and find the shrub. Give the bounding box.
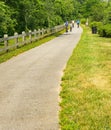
[90,21,102,28]
[104,24,111,37]
[80,18,86,24]
[98,24,111,37]
[90,21,103,34]
[98,25,106,37]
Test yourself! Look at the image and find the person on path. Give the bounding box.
[65,21,68,32]
[77,20,80,28]
[69,22,72,32]
[72,20,75,28]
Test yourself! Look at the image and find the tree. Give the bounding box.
[0,2,16,36]
[54,0,74,21]
[90,2,105,22]
[1,0,109,36]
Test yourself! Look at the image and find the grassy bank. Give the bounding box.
[0,30,65,64]
[60,26,111,130]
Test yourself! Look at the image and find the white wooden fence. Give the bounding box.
[0,24,65,54]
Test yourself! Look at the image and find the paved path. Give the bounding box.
[0,26,82,130]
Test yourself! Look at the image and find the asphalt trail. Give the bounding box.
[0,26,82,130]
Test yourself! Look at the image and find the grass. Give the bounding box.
[0,30,65,64]
[60,26,111,130]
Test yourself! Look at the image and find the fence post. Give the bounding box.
[34,29,37,40]
[51,27,54,33]
[55,26,57,32]
[22,31,26,45]
[38,29,41,38]
[42,28,44,36]
[14,32,18,48]
[4,34,8,52]
[46,28,49,35]
[29,30,32,43]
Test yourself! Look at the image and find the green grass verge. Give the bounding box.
[0,30,65,64]
[60,26,111,130]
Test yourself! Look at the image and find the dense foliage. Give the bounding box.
[0,0,110,37]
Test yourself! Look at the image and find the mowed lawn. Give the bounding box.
[60,26,111,130]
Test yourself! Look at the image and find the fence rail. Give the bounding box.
[0,24,65,54]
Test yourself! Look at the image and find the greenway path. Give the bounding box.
[0,26,82,130]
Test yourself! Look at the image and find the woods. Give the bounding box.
[0,0,110,37]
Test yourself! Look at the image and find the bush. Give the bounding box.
[98,24,111,37]
[90,21,102,28]
[98,25,106,37]
[80,18,86,24]
[90,21,102,34]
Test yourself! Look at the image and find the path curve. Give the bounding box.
[0,26,82,130]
